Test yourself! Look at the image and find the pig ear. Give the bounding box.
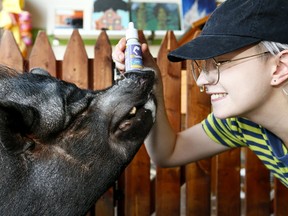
[30,67,52,77]
[0,100,39,155]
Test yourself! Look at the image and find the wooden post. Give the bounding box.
[214,149,241,215]
[244,148,270,215]
[62,30,88,89]
[273,178,288,215]
[92,30,113,90]
[93,30,114,216]
[124,145,151,216]
[155,31,182,216]
[0,30,24,71]
[184,30,212,216]
[28,31,57,77]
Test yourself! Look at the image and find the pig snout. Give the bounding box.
[118,68,155,90]
[99,68,156,141]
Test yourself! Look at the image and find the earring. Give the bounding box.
[274,79,277,82]
[200,85,206,93]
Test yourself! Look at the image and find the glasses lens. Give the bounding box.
[191,60,219,84]
[191,60,203,82]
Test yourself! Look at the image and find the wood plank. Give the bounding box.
[214,149,241,216]
[155,31,182,216]
[185,160,211,216]
[28,31,57,77]
[62,31,92,215]
[62,30,88,89]
[273,178,288,216]
[124,145,151,216]
[96,30,150,216]
[184,31,212,215]
[0,30,24,71]
[244,148,270,215]
[92,30,115,216]
[93,30,113,90]
[94,187,115,216]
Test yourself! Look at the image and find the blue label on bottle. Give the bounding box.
[125,44,143,71]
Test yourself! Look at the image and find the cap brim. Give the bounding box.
[168,34,261,62]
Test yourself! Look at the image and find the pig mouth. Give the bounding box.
[112,69,156,138]
[114,97,155,137]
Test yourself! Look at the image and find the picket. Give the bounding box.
[156,31,182,216]
[93,30,113,90]
[214,149,241,215]
[1,29,288,215]
[93,30,115,216]
[244,148,271,215]
[274,179,288,215]
[119,31,152,216]
[28,31,57,77]
[185,30,212,216]
[0,30,24,71]
[123,145,151,216]
[62,30,89,89]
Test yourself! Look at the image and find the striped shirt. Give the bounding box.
[202,113,288,187]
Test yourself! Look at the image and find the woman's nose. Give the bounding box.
[196,72,210,87]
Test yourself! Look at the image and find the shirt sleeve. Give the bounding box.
[201,113,247,148]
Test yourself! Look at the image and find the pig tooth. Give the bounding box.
[129,107,137,115]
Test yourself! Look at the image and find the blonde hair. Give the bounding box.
[260,41,288,55]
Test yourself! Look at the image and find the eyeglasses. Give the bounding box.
[191,51,270,88]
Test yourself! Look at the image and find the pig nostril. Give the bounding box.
[119,120,132,131]
[139,78,145,84]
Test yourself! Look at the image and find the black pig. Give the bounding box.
[0,65,156,216]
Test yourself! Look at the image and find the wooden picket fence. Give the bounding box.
[1,29,288,216]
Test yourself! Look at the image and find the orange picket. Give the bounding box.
[28,31,57,77]
[244,148,270,215]
[0,30,24,71]
[62,30,88,89]
[93,30,113,90]
[185,32,212,215]
[93,30,114,216]
[155,31,182,216]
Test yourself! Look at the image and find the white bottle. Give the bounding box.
[125,22,143,72]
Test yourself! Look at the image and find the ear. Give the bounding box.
[271,50,288,86]
[30,67,52,77]
[0,100,38,155]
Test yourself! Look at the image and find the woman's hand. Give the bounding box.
[112,37,159,75]
[112,38,126,72]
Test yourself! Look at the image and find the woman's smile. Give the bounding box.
[211,92,228,102]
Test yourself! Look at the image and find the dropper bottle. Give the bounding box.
[125,22,143,72]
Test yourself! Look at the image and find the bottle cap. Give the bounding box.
[126,22,139,40]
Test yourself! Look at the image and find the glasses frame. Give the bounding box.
[192,51,271,86]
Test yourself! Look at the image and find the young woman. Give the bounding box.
[112,0,288,187]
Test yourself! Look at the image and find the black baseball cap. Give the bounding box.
[168,0,288,61]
